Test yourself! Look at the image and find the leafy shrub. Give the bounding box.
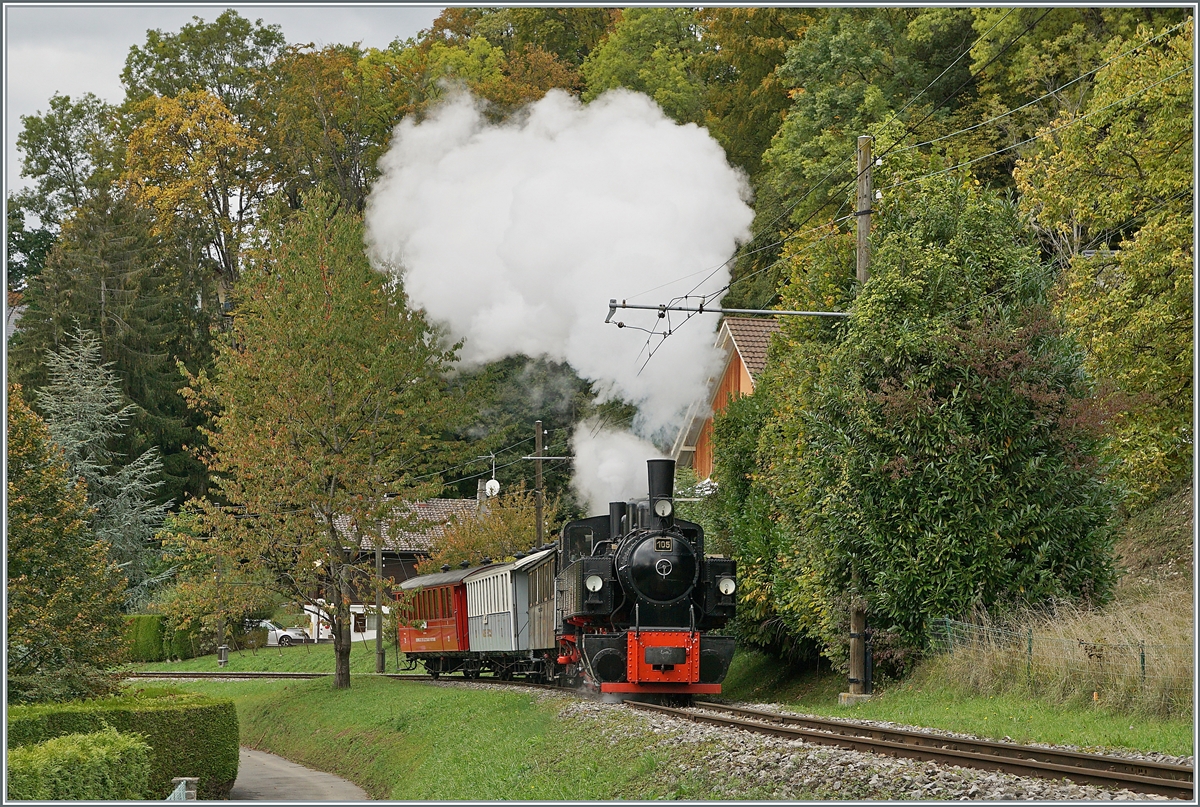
[126,614,167,662]
[7,661,123,706]
[164,622,202,660]
[6,727,150,800]
[752,176,1117,660]
[8,691,239,799]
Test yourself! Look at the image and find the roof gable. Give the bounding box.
[722,317,781,381]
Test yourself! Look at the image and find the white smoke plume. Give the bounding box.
[366,89,753,508]
[570,423,664,514]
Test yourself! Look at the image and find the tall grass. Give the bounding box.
[927,585,1193,718]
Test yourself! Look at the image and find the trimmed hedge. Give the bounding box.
[7,727,150,800]
[8,692,239,799]
[126,614,167,662]
[125,615,201,661]
[164,624,200,660]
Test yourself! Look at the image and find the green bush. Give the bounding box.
[126,614,167,662]
[8,691,239,799]
[164,622,202,660]
[7,727,150,800]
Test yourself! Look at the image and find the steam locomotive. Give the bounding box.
[396,458,737,696]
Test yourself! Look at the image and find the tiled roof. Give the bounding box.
[723,317,781,380]
[335,498,480,554]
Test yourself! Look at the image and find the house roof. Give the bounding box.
[722,317,781,381]
[336,498,481,554]
[669,316,781,468]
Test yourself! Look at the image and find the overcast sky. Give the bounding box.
[4,4,444,197]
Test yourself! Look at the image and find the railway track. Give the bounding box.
[624,700,1194,799]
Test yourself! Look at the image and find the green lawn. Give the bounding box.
[168,677,762,800]
[721,649,1194,757]
[137,645,1192,758]
[128,641,404,676]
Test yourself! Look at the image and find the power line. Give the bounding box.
[880,64,1194,193]
[626,9,1022,306]
[892,18,1194,156]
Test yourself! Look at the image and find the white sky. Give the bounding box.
[4,4,444,197]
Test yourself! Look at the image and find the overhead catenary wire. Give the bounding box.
[891,18,1195,156]
[880,63,1195,193]
[626,8,1023,306]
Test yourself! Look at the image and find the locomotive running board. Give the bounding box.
[600,683,721,694]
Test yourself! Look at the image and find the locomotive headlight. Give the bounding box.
[585,574,604,593]
[654,499,673,518]
[718,577,736,596]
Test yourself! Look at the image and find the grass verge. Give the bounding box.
[127,641,402,676]
[721,649,1193,757]
[167,677,794,800]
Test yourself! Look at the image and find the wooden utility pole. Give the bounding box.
[534,420,544,547]
[375,538,386,673]
[856,134,873,286]
[845,134,873,704]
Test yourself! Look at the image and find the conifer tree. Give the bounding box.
[7,384,127,702]
[37,328,172,609]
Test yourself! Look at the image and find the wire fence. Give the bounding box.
[929,617,1193,717]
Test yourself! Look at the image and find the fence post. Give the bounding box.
[1026,628,1033,686]
[1139,641,1146,685]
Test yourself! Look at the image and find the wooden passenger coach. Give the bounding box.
[396,567,473,655]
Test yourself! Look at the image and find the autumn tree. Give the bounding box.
[698,7,812,177]
[261,44,399,214]
[7,384,128,703]
[1016,19,1193,506]
[185,193,463,688]
[123,89,267,302]
[419,484,557,573]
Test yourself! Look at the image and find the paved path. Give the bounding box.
[228,747,369,801]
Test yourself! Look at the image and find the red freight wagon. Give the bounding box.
[396,566,474,656]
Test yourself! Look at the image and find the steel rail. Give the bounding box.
[625,701,1193,799]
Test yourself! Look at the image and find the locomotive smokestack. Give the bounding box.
[609,502,628,542]
[647,458,675,529]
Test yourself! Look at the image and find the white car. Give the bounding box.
[259,620,310,647]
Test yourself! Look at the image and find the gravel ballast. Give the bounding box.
[429,679,1188,801]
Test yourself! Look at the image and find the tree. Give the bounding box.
[581,8,706,125]
[1015,19,1193,505]
[184,193,463,688]
[5,194,57,292]
[427,8,617,68]
[419,484,555,572]
[121,9,285,125]
[7,194,216,506]
[7,384,128,703]
[35,329,173,610]
[755,175,1117,658]
[261,44,398,214]
[698,7,812,177]
[123,90,266,300]
[14,92,118,228]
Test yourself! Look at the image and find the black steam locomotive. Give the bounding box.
[397,458,737,696]
[555,458,737,694]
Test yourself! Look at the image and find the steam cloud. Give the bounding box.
[366,89,753,509]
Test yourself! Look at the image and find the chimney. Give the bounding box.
[477,478,488,513]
